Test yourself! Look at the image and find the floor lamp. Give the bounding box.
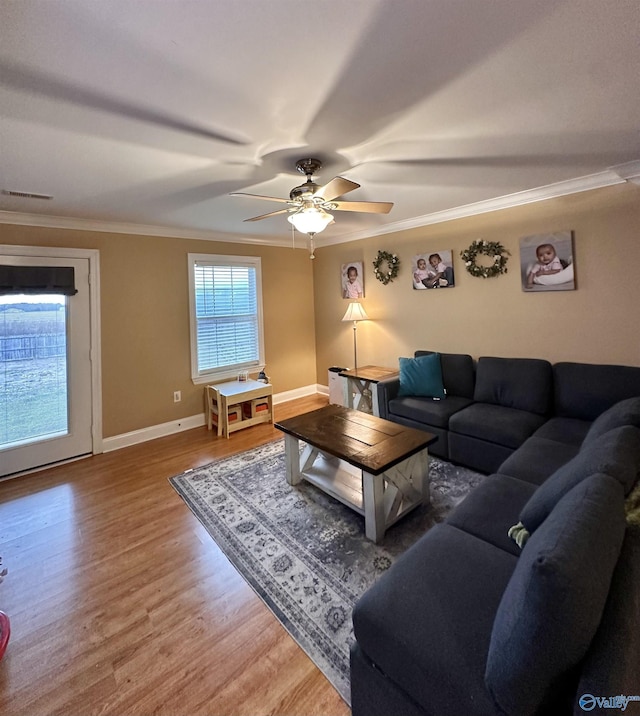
[342,302,369,373]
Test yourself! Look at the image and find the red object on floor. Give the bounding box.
[0,611,10,659]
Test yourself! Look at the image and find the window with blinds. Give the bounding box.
[188,254,264,382]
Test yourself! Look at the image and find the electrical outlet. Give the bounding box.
[173,391,181,403]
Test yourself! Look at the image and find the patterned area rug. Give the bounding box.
[169,439,484,704]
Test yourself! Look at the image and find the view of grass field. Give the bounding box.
[0,305,68,448]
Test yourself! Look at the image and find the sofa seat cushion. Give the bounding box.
[485,473,626,716]
[497,437,579,486]
[584,396,640,443]
[448,433,514,475]
[532,416,591,446]
[353,523,516,716]
[446,474,536,556]
[449,403,547,449]
[388,395,473,429]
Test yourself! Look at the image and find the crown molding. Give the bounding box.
[0,166,633,248]
[609,159,640,185]
[0,210,295,248]
[318,167,629,247]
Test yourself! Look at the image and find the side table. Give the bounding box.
[339,365,398,417]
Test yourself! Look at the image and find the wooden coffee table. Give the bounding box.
[275,405,437,543]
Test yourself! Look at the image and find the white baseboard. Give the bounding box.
[272,383,321,404]
[102,413,206,452]
[102,383,322,452]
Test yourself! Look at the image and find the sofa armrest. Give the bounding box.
[376,376,400,419]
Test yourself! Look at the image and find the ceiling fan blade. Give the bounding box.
[331,200,393,214]
[316,176,360,201]
[244,208,291,222]
[1,60,250,145]
[230,192,290,204]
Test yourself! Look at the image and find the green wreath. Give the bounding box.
[373,250,400,285]
[460,239,510,279]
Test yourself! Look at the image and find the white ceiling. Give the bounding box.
[1,0,639,247]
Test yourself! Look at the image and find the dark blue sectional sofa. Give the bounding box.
[351,353,640,716]
[377,352,640,474]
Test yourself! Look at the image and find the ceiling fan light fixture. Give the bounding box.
[287,207,333,235]
[231,158,392,242]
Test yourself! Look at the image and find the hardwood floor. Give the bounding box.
[0,394,352,716]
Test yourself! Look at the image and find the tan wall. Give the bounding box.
[312,183,640,383]
[3,181,638,438]
[0,224,317,437]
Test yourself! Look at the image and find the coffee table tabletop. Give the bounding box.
[275,404,436,476]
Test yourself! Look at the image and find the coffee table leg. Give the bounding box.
[362,471,386,543]
[361,449,430,543]
[409,450,430,504]
[283,434,301,485]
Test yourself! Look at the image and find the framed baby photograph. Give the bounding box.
[412,250,455,290]
[520,231,575,292]
[341,261,364,298]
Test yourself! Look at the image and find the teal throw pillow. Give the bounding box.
[398,353,446,399]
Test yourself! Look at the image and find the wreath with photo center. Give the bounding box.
[373,250,400,285]
[460,239,510,279]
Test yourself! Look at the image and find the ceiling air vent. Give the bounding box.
[2,189,53,200]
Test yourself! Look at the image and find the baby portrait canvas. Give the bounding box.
[341,261,364,298]
[412,250,455,290]
[520,231,575,292]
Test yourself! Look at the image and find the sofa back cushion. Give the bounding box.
[415,351,475,398]
[583,396,640,443]
[513,425,640,542]
[553,362,640,421]
[486,473,626,716]
[474,357,552,415]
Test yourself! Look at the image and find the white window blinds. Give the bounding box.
[189,255,264,381]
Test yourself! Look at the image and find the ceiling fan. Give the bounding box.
[230,158,393,257]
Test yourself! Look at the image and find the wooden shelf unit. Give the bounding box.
[206,379,273,438]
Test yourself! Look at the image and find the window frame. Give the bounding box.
[188,253,265,384]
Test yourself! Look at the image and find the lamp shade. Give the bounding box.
[287,207,333,235]
[342,302,369,322]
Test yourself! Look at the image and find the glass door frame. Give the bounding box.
[0,244,102,472]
